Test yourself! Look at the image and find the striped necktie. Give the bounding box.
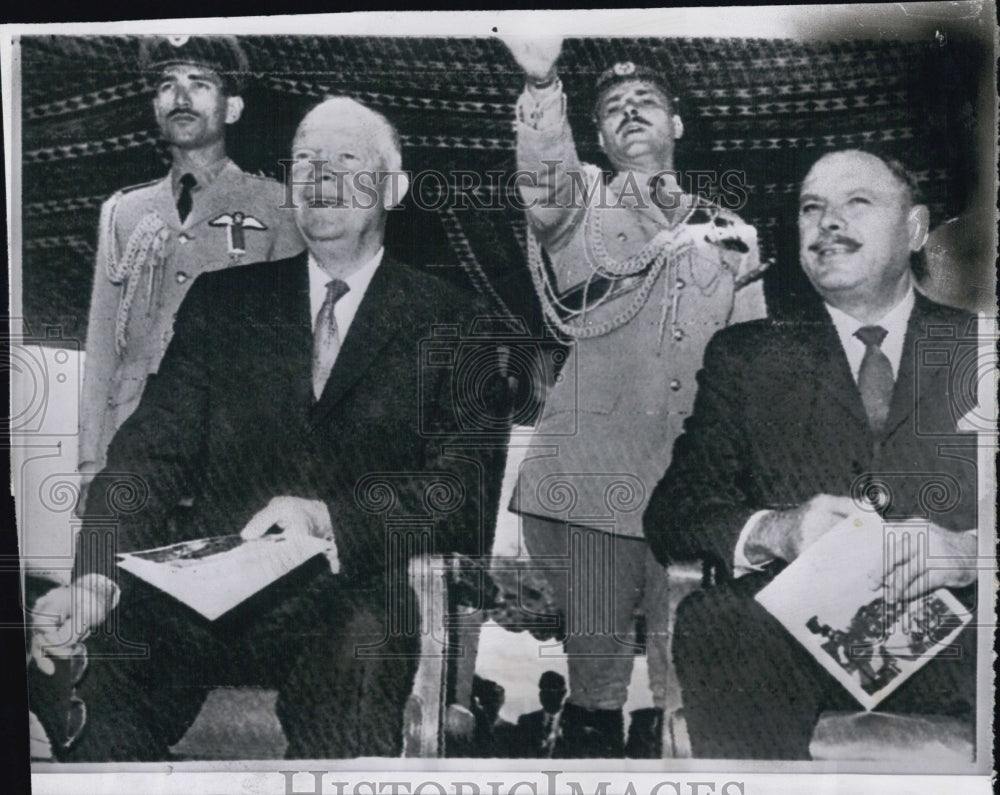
[312,279,350,400]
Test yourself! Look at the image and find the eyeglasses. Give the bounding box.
[62,643,88,751]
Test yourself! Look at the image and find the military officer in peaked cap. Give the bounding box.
[79,34,303,487]
[502,38,767,757]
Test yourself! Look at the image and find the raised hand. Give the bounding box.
[499,36,563,84]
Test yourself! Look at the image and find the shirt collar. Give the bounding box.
[824,286,915,380]
[307,247,385,331]
[171,156,232,198]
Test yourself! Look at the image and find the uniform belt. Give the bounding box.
[553,268,650,320]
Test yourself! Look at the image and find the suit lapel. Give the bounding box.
[310,256,409,425]
[883,292,946,438]
[279,252,316,411]
[808,312,870,429]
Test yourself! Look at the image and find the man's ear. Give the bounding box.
[672,114,684,141]
[382,171,410,209]
[225,96,244,125]
[907,204,930,251]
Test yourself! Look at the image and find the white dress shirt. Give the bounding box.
[307,246,384,348]
[823,286,914,382]
[733,287,916,575]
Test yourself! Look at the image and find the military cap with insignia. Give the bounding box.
[592,61,678,117]
[139,35,250,95]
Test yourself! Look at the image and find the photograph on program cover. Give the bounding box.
[4,4,995,790]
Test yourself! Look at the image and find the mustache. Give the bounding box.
[167,108,200,119]
[808,234,861,253]
[616,114,651,134]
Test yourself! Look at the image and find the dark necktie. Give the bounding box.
[177,173,196,222]
[854,325,894,433]
[312,279,351,400]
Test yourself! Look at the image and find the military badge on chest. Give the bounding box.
[209,211,268,261]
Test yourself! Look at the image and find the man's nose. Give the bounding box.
[819,205,845,232]
[173,84,192,107]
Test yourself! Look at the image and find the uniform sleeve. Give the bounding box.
[514,79,591,253]
[78,195,123,475]
[732,274,767,324]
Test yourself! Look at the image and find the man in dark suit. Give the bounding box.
[514,670,567,758]
[643,150,980,759]
[29,97,504,760]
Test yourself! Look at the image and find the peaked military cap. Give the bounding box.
[593,61,677,116]
[139,35,250,94]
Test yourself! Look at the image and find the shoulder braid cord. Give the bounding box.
[103,205,169,355]
[526,195,714,343]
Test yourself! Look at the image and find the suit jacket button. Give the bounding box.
[675,278,686,290]
[178,234,190,244]
[175,271,189,284]
[672,328,685,342]
[669,379,682,391]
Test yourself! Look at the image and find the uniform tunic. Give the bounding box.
[79,158,304,473]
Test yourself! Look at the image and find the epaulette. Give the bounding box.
[117,177,161,196]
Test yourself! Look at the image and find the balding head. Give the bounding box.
[293,97,403,174]
[289,97,408,277]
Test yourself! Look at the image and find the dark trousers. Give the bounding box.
[672,573,976,760]
[49,563,419,761]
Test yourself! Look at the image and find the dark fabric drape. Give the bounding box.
[19,34,986,344]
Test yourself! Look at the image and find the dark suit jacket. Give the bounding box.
[644,292,978,575]
[514,709,558,758]
[78,252,506,586]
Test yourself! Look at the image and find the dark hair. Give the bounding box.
[539,670,566,690]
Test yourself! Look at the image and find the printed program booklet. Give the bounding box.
[755,513,972,711]
[116,533,334,620]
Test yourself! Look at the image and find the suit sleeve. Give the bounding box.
[78,195,123,475]
[74,273,214,579]
[643,329,760,574]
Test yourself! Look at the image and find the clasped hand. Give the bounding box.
[240,496,340,574]
[746,494,978,602]
[28,574,120,675]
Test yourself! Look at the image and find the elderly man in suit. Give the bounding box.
[29,97,501,761]
[79,35,303,487]
[644,149,980,759]
[500,38,766,756]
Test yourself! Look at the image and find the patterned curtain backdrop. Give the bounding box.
[19,34,985,345]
